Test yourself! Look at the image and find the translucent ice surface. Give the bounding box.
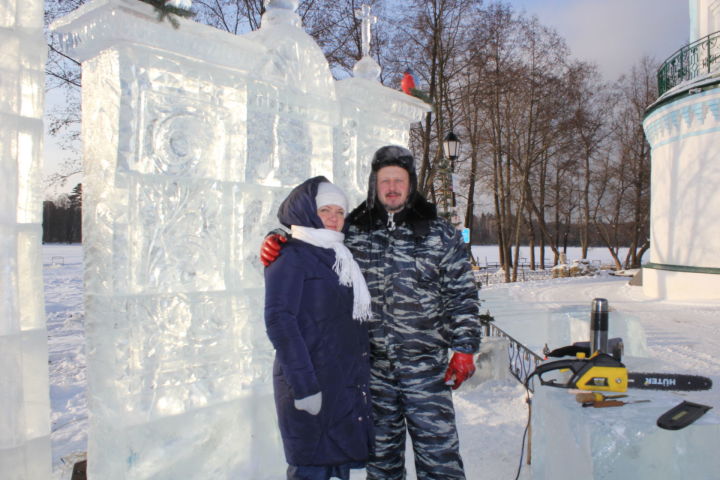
[531,385,720,480]
[1,1,51,478]
[482,286,651,357]
[0,1,44,30]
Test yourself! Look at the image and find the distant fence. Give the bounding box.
[472,259,603,287]
[472,260,556,286]
[473,267,553,286]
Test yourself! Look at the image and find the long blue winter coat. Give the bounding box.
[264,176,373,467]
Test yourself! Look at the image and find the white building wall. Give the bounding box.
[692,0,720,40]
[643,88,720,300]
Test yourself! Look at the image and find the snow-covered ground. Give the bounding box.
[43,244,719,479]
[44,244,86,477]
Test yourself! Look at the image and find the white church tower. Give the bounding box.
[642,0,720,300]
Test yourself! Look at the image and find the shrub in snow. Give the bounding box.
[552,259,599,278]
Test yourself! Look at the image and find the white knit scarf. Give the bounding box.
[291,225,372,322]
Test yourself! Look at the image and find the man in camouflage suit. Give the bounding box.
[345,145,480,479]
[262,145,481,479]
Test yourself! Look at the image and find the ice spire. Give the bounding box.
[356,4,377,58]
[353,3,381,81]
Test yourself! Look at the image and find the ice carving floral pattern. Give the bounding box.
[139,90,229,178]
[115,292,271,417]
[133,179,226,293]
[154,112,212,175]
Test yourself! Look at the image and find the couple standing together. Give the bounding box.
[263,145,482,480]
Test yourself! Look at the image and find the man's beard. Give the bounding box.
[380,197,405,213]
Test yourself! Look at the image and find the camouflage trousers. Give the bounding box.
[366,354,466,480]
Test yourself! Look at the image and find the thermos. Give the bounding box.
[590,298,609,354]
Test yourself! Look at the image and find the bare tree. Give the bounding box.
[44,0,89,189]
[386,0,480,213]
[592,57,656,269]
[469,2,519,275]
[449,1,629,282]
[561,62,612,259]
[455,3,583,280]
[504,16,574,280]
[192,1,264,33]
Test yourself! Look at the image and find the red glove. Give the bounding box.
[444,352,475,390]
[260,234,287,267]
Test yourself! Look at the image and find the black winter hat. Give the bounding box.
[367,145,418,210]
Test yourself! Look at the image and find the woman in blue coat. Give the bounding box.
[264,176,373,480]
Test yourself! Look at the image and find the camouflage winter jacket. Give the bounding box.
[346,195,481,362]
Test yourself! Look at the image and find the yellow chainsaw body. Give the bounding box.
[534,352,629,392]
[575,364,628,392]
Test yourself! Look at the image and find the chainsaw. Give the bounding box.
[528,352,713,393]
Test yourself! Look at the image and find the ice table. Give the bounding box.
[531,370,720,480]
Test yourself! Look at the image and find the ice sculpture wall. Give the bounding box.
[0,1,52,478]
[52,1,428,477]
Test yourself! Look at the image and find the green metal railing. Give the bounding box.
[657,31,720,96]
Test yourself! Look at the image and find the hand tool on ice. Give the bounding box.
[527,352,713,393]
[575,392,627,403]
[582,399,651,408]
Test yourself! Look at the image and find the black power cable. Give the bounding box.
[513,387,532,480]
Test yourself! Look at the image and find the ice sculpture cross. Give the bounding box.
[355,4,377,57]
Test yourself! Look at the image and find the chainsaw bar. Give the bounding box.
[530,353,714,393]
[628,372,713,391]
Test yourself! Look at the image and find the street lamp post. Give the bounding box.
[441,130,460,216]
[443,130,460,162]
[442,131,475,265]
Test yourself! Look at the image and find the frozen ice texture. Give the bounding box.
[0,1,43,30]
[531,384,720,479]
[482,287,650,358]
[334,77,430,206]
[0,1,51,478]
[51,0,428,477]
[467,336,511,386]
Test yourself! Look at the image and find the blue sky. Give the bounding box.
[507,0,689,80]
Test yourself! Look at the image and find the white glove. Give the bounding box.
[294,392,322,415]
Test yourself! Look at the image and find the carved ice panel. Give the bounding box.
[227,185,289,288]
[245,108,278,185]
[333,117,363,202]
[129,177,227,294]
[106,292,271,421]
[277,116,313,182]
[137,90,229,179]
